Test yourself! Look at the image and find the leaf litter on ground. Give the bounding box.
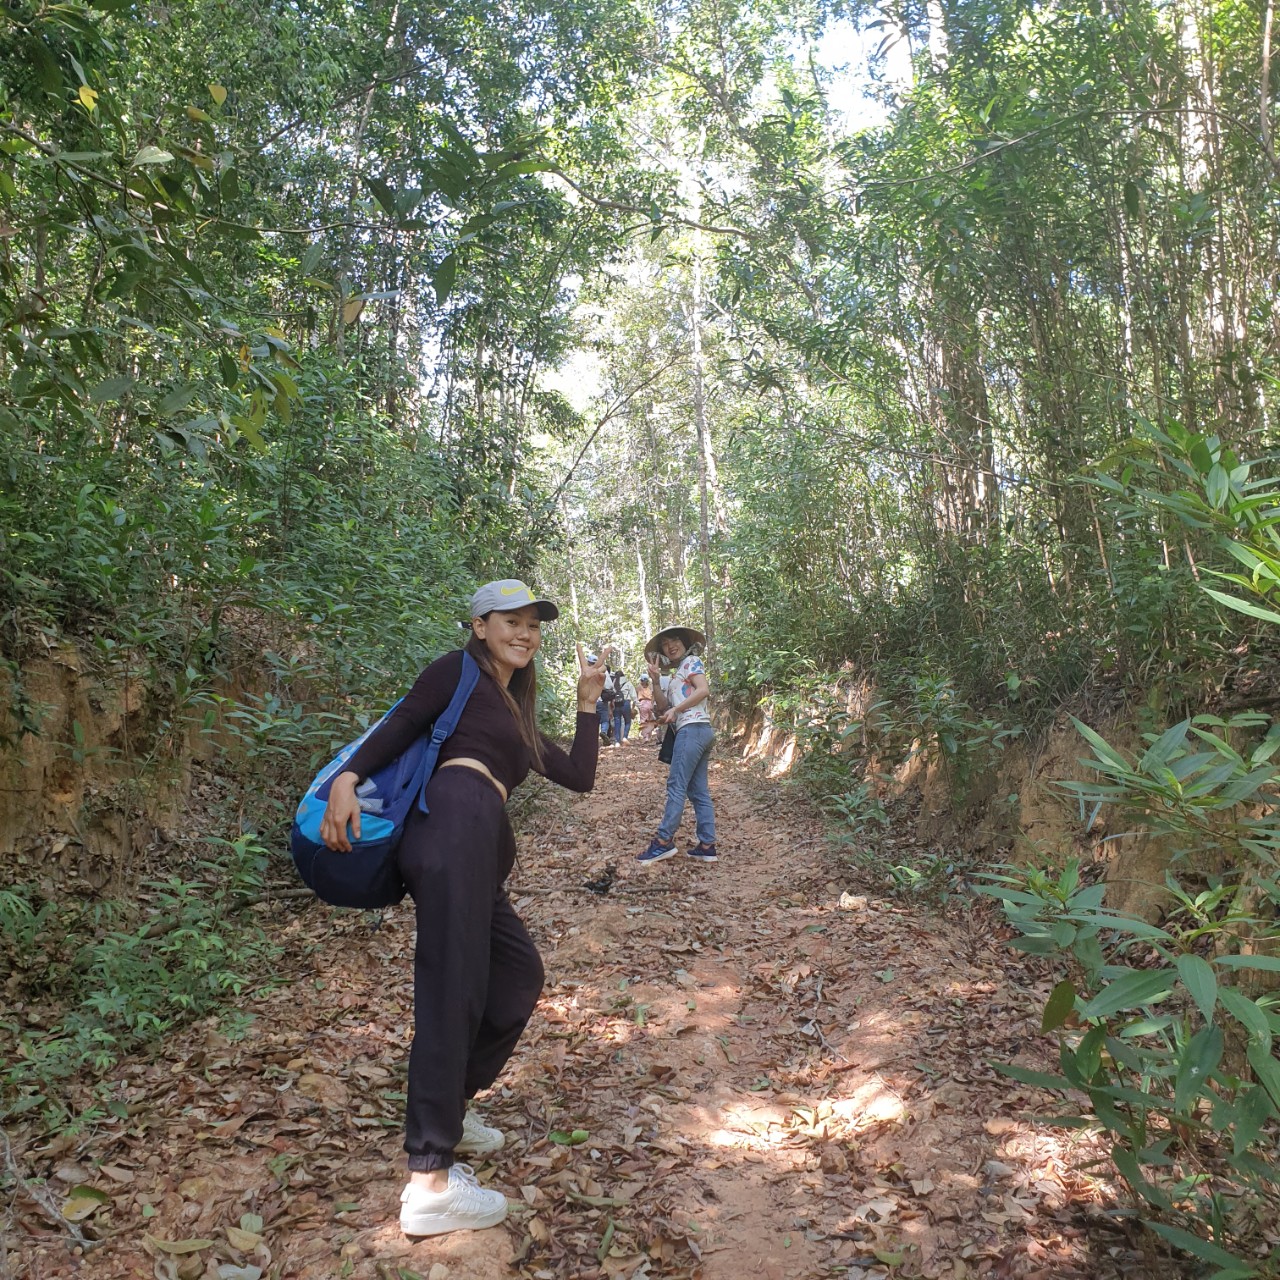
[6,746,1167,1279]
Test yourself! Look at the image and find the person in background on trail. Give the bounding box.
[605,659,636,748]
[598,648,621,742]
[319,580,605,1238]
[637,625,718,865]
[636,676,657,743]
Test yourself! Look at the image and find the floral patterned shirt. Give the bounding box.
[661,654,712,730]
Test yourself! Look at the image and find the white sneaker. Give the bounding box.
[457,1108,505,1156]
[399,1164,508,1236]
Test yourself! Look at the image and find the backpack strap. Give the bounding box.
[416,650,482,814]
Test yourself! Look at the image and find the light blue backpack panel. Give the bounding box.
[291,651,480,908]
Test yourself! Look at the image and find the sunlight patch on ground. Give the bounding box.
[826,1077,908,1127]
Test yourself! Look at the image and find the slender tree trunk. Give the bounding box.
[336,0,402,364]
[636,543,652,640]
[690,249,714,654]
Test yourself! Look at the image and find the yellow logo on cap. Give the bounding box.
[500,583,531,597]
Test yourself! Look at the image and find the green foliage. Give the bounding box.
[0,836,280,1126]
[979,855,1280,1278]
[973,432,1280,1272]
[826,779,889,841]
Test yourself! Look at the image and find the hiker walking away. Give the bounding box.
[605,661,636,748]
[636,676,657,742]
[319,580,605,1237]
[637,625,718,864]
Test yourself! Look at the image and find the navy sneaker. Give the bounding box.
[686,842,718,863]
[637,837,677,864]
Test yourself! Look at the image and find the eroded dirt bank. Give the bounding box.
[10,743,1154,1280]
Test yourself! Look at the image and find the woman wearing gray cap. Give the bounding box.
[320,579,604,1236]
[637,625,718,864]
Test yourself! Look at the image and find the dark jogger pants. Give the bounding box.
[396,767,544,1172]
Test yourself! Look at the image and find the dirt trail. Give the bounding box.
[12,743,1140,1279]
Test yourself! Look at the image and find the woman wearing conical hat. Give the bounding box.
[636,625,718,865]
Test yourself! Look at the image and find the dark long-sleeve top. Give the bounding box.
[344,649,598,798]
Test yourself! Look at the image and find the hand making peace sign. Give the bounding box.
[576,641,606,710]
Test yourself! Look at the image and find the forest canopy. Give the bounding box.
[3,0,1273,715]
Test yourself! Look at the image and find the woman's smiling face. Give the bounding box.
[474,605,542,679]
[661,634,687,663]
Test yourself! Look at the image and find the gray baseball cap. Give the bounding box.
[469,579,560,621]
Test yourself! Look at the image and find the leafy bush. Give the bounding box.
[980,852,1280,1278]
[977,429,1280,1276]
[0,837,281,1126]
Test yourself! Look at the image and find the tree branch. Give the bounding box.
[546,168,750,239]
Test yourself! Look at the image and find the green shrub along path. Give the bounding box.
[7,745,1172,1280]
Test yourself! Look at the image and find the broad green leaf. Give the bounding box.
[1173,1026,1222,1113]
[1110,1145,1172,1211]
[1217,987,1271,1045]
[432,253,457,305]
[1205,463,1230,509]
[1041,979,1076,1032]
[209,83,227,105]
[1139,720,1190,773]
[1202,587,1280,626]
[1070,717,1131,770]
[1007,933,1060,955]
[364,175,397,215]
[1214,954,1280,973]
[159,383,199,415]
[89,375,135,403]
[1175,954,1217,1020]
[63,1185,109,1221]
[132,146,174,167]
[1219,768,1280,803]
[1246,1041,1280,1110]
[991,1062,1071,1091]
[495,158,557,179]
[1231,1084,1274,1154]
[1079,968,1174,1019]
[1144,1221,1255,1272]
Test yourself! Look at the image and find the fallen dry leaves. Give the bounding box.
[4,743,1177,1279]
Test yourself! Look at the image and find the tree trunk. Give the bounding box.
[690,248,714,655]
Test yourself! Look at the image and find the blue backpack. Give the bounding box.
[290,652,481,908]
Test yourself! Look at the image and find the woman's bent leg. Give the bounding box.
[657,729,699,841]
[685,726,717,844]
[464,892,544,1096]
[398,771,504,1172]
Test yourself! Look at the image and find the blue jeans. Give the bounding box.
[612,700,632,744]
[658,722,716,845]
[596,700,611,738]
